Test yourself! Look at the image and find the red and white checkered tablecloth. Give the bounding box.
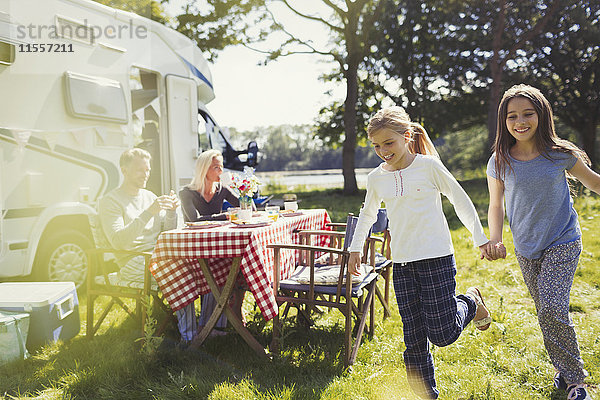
[150,209,331,321]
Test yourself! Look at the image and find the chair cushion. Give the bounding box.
[94,272,159,292]
[280,270,378,297]
[280,263,377,296]
[284,263,372,286]
[314,253,331,266]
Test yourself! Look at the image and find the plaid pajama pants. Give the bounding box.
[393,254,476,399]
[516,239,587,385]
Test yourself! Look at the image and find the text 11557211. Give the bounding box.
[18,43,74,53]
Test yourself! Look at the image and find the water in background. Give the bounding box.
[256,168,371,189]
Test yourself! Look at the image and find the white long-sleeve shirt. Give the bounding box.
[98,187,177,266]
[349,155,488,263]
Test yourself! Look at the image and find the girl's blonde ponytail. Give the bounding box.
[367,107,439,158]
[408,123,439,158]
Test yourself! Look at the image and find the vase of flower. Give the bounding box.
[238,195,253,220]
[239,195,253,210]
[230,167,260,221]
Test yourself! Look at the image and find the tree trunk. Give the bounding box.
[342,61,359,194]
[487,65,502,152]
[581,122,597,168]
[487,0,506,153]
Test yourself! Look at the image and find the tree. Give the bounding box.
[481,0,561,147]
[93,0,171,25]
[366,0,489,137]
[527,0,600,166]
[364,0,562,150]
[172,0,266,61]
[314,70,384,149]
[174,0,386,194]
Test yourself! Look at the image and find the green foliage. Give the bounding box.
[173,0,267,61]
[526,0,600,165]
[437,125,490,180]
[314,73,385,147]
[136,295,160,356]
[92,0,171,24]
[364,0,490,136]
[337,0,598,159]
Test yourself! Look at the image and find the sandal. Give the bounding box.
[466,287,492,331]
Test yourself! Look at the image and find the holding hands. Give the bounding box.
[479,240,507,261]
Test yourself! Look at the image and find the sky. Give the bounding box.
[165,1,345,132]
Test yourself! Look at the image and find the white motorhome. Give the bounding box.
[0,0,257,287]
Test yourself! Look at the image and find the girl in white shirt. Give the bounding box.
[348,106,492,399]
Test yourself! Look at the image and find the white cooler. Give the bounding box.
[0,310,30,365]
[0,282,80,351]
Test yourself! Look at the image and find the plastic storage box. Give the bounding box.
[0,282,80,351]
[0,310,30,365]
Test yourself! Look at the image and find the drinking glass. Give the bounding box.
[284,201,298,212]
[227,207,240,222]
[265,205,280,222]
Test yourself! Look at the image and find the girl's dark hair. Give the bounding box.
[493,84,589,179]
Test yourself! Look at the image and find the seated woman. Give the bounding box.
[180,149,240,222]
[178,150,245,338]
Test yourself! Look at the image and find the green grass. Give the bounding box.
[2,179,599,399]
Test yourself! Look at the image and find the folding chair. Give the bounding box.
[85,213,173,339]
[268,214,379,367]
[326,209,393,319]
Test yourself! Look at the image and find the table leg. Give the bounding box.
[189,257,269,359]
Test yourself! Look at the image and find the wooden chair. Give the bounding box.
[86,213,172,339]
[268,214,379,367]
[326,208,393,319]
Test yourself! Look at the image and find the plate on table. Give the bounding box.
[185,221,227,229]
[230,219,272,228]
[280,210,303,217]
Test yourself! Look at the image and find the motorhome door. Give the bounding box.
[165,75,199,191]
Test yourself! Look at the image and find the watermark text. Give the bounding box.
[16,19,148,44]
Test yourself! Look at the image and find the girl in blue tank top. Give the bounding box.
[485,84,600,400]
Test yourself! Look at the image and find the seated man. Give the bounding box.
[98,148,191,335]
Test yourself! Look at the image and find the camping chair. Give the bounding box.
[268,214,379,367]
[86,213,173,339]
[326,209,393,319]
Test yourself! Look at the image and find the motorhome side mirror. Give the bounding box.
[247,141,258,167]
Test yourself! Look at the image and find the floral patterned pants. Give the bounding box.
[516,239,587,385]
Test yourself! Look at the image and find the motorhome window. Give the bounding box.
[64,71,128,123]
[56,16,94,45]
[213,128,229,154]
[197,114,210,153]
[0,41,15,65]
[202,114,227,153]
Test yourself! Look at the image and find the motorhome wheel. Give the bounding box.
[35,229,92,289]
